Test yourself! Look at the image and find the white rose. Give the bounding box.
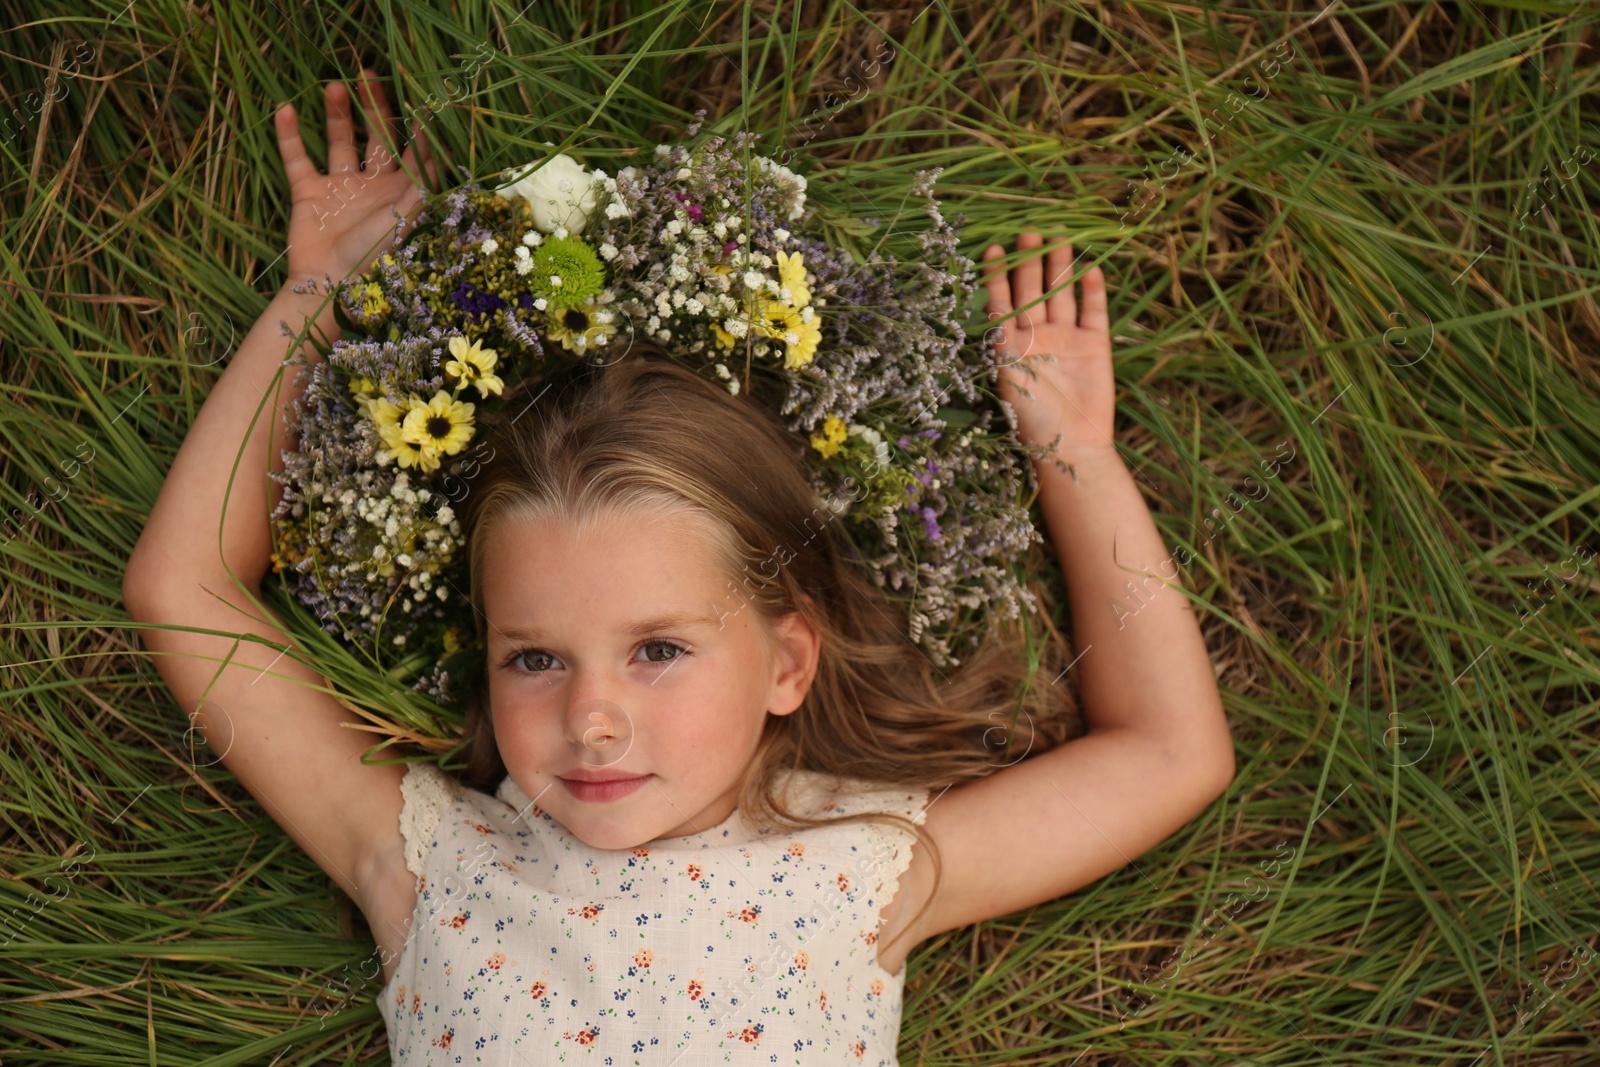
[494,153,605,235]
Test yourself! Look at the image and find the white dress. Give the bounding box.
[379,761,931,1065]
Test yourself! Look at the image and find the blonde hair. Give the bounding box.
[454,347,1083,959]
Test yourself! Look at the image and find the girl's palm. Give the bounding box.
[273,69,440,286]
[982,233,1117,456]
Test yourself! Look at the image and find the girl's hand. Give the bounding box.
[273,68,440,286]
[981,232,1115,456]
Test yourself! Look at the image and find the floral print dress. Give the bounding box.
[379,762,932,1066]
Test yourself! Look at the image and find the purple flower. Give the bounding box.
[920,506,943,542]
[686,203,704,222]
[449,280,507,323]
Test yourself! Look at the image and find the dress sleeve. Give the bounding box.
[397,762,459,885]
[855,783,933,915]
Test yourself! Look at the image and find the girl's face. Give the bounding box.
[480,507,818,850]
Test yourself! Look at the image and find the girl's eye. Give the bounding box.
[503,648,557,673]
[499,640,689,674]
[639,640,688,665]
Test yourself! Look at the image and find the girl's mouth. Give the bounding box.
[558,774,652,803]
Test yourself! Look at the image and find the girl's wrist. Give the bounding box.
[272,282,341,353]
[1034,442,1124,483]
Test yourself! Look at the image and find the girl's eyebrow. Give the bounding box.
[496,610,721,644]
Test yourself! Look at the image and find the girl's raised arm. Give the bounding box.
[122,70,438,973]
[879,233,1235,960]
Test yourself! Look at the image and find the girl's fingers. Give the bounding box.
[1044,234,1075,326]
[981,243,1013,316]
[411,120,441,191]
[326,80,360,174]
[274,104,318,190]
[1078,263,1110,334]
[358,70,401,174]
[1012,231,1043,312]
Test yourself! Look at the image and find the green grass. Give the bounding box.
[3,0,1598,1063]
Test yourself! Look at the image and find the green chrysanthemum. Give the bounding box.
[529,235,605,308]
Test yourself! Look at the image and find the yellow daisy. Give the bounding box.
[378,418,440,472]
[809,415,848,459]
[365,394,405,436]
[710,321,738,349]
[776,250,810,307]
[757,301,821,369]
[784,314,822,369]
[401,390,476,460]
[544,302,618,353]
[444,335,505,398]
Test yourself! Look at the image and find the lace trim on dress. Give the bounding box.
[397,762,458,885]
[861,787,932,918]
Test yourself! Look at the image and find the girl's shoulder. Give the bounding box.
[778,767,932,824]
[395,761,466,884]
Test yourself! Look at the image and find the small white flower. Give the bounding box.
[480,237,500,255]
[396,553,413,568]
[676,167,693,180]
[550,275,562,287]
[655,329,671,342]
[605,201,630,219]
[784,329,800,345]
[799,305,815,323]
[647,314,661,331]
[655,144,673,158]
[552,225,570,239]
[534,297,548,311]
[595,310,614,324]
[773,228,790,242]
[742,270,764,289]
[713,221,727,238]
[436,505,455,525]
[724,318,749,338]
[714,363,731,379]
[728,377,740,395]
[522,231,543,247]
[514,257,533,276]
[599,242,618,260]
[685,298,703,314]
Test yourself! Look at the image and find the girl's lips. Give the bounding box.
[559,773,652,803]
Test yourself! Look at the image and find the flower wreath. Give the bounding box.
[269,121,1046,714]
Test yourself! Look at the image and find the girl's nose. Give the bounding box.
[563,694,634,765]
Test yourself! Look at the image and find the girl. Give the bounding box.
[123,70,1234,1064]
